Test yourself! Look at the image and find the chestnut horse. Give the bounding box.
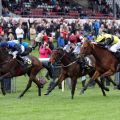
[80,41,119,94]
[45,48,112,99]
[0,47,45,98]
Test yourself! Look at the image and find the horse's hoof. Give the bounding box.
[3,93,6,96]
[44,93,49,96]
[80,88,85,95]
[103,94,106,96]
[114,86,120,90]
[104,87,109,91]
[71,96,74,99]
[18,95,22,99]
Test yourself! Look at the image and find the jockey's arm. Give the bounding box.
[14,45,22,55]
[104,38,114,46]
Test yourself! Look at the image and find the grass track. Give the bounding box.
[0,41,120,120]
[0,75,120,120]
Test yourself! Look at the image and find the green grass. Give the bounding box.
[0,40,120,120]
[0,76,120,120]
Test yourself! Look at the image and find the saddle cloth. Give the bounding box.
[20,56,32,68]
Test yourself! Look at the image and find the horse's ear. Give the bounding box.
[84,39,91,44]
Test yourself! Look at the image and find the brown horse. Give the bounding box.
[80,41,119,94]
[0,47,45,98]
[45,48,112,99]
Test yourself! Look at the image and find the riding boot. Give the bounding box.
[16,56,28,71]
[81,58,87,75]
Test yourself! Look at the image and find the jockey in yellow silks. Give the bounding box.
[96,33,120,53]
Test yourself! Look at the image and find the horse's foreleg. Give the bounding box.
[81,70,107,96]
[80,71,100,94]
[45,73,67,95]
[1,80,6,95]
[18,80,32,98]
[71,78,77,99]
[32,78,42,96]
[80,79,93,94]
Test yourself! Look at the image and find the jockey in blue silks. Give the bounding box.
[20,42,32,56]
[0,41,25,59]
[0,41,32,59]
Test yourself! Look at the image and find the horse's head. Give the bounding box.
[80,41,93,57]
[49,47,65,64]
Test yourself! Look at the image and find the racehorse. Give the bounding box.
[80,41,119,94]
[45,48,113,99]
[0,47,46,98]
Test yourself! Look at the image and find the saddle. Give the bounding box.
[17,56,32,69]
[77,58,90,75]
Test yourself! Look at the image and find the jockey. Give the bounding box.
[96,33,120,53]
[0,41,25,59]
[73,42,81,56]
[63,41,75,53]
[20,42,32,56]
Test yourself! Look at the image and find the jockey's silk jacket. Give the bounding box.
[96,33,119,44]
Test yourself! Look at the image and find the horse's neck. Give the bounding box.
[91,45,108,62]
[61,54,72,66]
[0,51,10,62]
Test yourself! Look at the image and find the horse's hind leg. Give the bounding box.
[105,76,117,86]
[1,80,6,95]
[18,80,32,98]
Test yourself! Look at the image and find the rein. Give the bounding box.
[59,53,66,60]
[56,51,78,68]
[62,60,78,67]
[52,60,78,68]
[52,48,78,68]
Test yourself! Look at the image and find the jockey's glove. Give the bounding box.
[9,51,12,54]
[13,55,16,59]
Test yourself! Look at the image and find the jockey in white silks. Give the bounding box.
[73,42,81,56]
[63,41,75,53]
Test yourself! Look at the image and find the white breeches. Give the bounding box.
[21,45,25,53]
[109,40,120,52]
[73,45,80,55]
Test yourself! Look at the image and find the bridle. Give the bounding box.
[51,49,78,68]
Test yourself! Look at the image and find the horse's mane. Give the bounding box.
[55,47,76,62]
[93,43,114,54]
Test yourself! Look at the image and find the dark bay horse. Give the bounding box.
[45,48,111,99]
[80,41,119,94]
[0,47,45,98]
